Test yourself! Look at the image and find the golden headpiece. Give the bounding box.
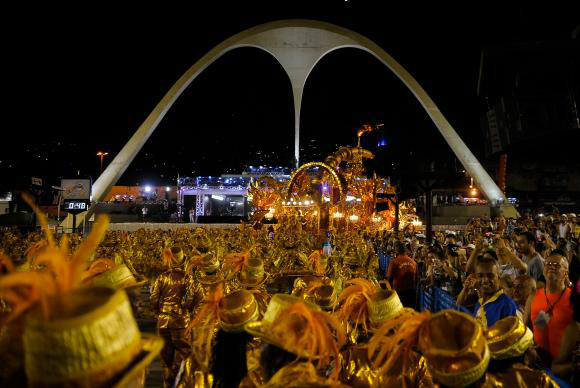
[313,284,338,311]
[370,309,489,388]
[90,264,147,290]
[485,316,534,360]
[187,286,259,369]
[162,246,184,268]
[0,194,163,388]
[238,257,268,287]
[337,279,409,332]
[308,250,327,276]
[245,294,345,379]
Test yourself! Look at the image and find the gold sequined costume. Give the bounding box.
[150,249,194,388]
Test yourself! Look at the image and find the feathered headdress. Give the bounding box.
[185,253,211,274]
[81,258,116,283]
[25,240,48,264]
[336,278,376,333]
[271,303,345,380]
[161,248,174,268]
[367,311,429,380]
[0,193,109,322]
[186,284,225,370]
[222,251,250,278]
[307,250,326,275]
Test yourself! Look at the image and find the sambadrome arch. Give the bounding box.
[91,19,507,207]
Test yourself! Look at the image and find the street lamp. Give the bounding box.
[96,152,109,173]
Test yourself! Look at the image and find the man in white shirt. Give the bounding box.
[558,215,570,239]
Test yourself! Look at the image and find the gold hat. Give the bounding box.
[171,246,184,262]
[245,294,345,379]
[24,287,163,388]
[238,257,268,287]
[313,284,338,311]
[90,264,147,290]
[219,290,259,332]
[368,289,409,325]
[200,253,219,274]
[338,279,412,332]
[418,310,490,388]
[485,316,534,360]
[199,272,224,288]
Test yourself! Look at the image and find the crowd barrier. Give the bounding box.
[417,284,471,314]
[377,250,469,314]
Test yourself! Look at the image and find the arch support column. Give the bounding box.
[89,19,507,215]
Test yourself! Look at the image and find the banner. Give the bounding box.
[61,179,91,200]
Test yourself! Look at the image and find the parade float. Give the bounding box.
[248,124,419,234]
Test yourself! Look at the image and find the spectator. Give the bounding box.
[559,215,571,239]
[536,241,549,260]
[456,273,479,311]
[513,275,536,318]
[427,246,458,296]
[386,242,417,308]
[465,243,476,259]
[495,237,527,279]
[472,257,518,328]
[517,231,545,281]
[552,278,580,385]
[500,274,515,299]
[528,250,574,363]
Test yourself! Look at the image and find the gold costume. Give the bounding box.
[482,316,559,388]
[341,344,433,388]
[482,364,559,388]
[151,263,194,388]
[260,362,351,388]
[151,268,194,329]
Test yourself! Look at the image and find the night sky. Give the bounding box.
[2,2,578,188]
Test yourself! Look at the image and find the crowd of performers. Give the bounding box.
[1,207,580,388]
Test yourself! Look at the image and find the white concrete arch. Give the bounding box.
[92,19,506,205]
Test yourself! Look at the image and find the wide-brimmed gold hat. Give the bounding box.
[485,316,533,360]
[338,279,413,333]
[368,289,412,326]
[199,253,219,274]
[199,272,224,288]
[219,290,259,332]
[90,264,148,290]
[238,257,268,287]
[244,294,345,379]
[313,285,338,311]
[171,246,184,263]
[418,310,490,388]
[245,294,320,355]
[23,287,163,388]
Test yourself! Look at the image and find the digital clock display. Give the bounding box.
[64,202,86,210]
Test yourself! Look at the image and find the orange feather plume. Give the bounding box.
[336,278,376,333]
[185,254,206,274]
[25,240,48,264]
[186,283,225,370]
[81,258,117,282]
[271,303,345,380]
[308,250,326,275]
[367,311,430,379]
[0,252,15,273]
[22,193,56,248]
[222,251,250,278]
[161,248,174,269]
[0,197,110,322]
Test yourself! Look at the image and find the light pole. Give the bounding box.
[97,152,109,174]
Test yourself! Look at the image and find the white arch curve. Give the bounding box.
[92,19,506,207]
